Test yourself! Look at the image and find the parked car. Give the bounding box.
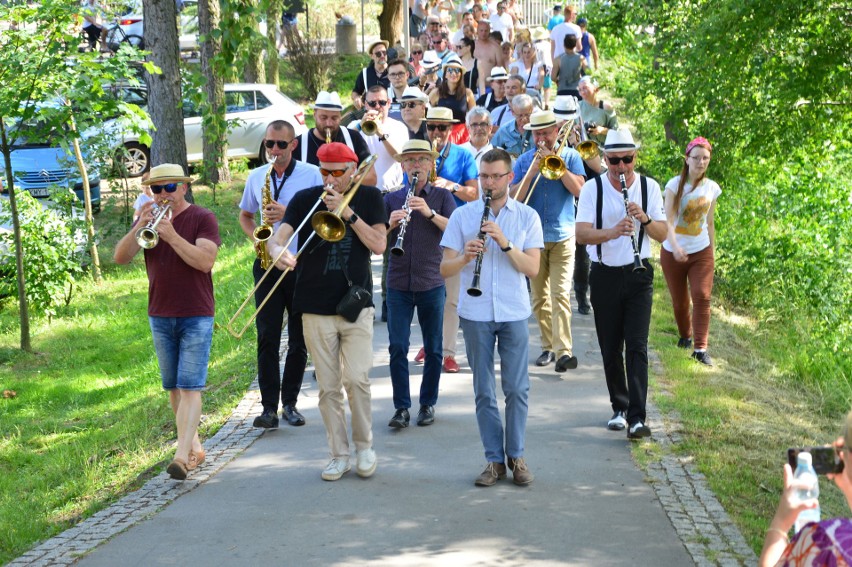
[116,0,200,52]
[110,83,308,177]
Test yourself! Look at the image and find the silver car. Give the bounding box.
[112,83,308,177]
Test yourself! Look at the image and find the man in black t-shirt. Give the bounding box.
[351,40,391,110]
[269,143,388,482]
[476,66,509,111]
[296,91,377,186]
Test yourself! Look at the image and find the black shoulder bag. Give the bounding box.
[333,243,371,322]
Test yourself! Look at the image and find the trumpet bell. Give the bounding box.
[361,119,378,136]
[540,156,566,180]
[135,228,159,249]
[311,212,347,242]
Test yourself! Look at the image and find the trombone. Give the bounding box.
[226,156,378,338]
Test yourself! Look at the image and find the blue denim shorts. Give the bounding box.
[149,316,214,391]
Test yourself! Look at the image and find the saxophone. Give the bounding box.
[429,139,438,182]
[325,128,332,144]
[253,167,274,269]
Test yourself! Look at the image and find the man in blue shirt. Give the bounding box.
[547,5,564,31]
[441,148,543,487]
[490,94,534,159]
[511,110,586,372]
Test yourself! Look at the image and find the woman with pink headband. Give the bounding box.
[660,137,720,366]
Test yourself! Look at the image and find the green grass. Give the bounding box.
[635,255,850,553]
[0,179,258,564]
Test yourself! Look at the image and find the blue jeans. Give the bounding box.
[387,285,445,409]
[149,316,214,391]
[459,317,530,463]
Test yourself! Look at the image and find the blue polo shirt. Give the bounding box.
[491,119,533,158]
[512,146,585,242]
[434,143,479,207]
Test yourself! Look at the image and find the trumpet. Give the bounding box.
[391,172,418,256]
[361,118,379,136]
[227,156,377,338]
[466,190,493,297]
[575,114,600,161]
[325,128,332,144]
[135,200,172,249]
[253,167,274,269]
[619,173,646,273]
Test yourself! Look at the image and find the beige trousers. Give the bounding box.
[530,237,575,358]
[302,308,375,459]
[442,273,460,357]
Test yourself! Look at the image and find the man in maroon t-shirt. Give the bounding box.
[114,163,221,481]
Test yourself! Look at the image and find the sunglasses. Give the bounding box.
[411,50,423,55]
[400,101,422,109]
[319,167,350,178]
[454,44,465,50]
[607,155,635,165]
[444,67,462,75]
[366,99,389,108]
[373,50,387,57]
[427,124,450,131]
[150,183,179,194]
[264,139,291,149]
[432,40,444,45]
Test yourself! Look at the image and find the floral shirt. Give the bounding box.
[778,518,852,566]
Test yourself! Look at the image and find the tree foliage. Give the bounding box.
[588,0,852,393]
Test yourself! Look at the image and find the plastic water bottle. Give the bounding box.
[793,451,821,533]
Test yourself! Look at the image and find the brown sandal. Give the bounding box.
[188,449,206,471]
[166,458,189,480]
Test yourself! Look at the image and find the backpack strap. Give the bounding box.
[300,131,309,162]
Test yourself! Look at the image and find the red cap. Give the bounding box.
[317,142,358,164]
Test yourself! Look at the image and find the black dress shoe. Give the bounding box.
[416,405,435,426]
[282,404,306,426]
[253,408,279,429]
[555,355,579,372]
[535,351,555,366]
[388,408,410,428]
[577,303,591,315]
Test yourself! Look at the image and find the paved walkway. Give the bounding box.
[10,258,756,566]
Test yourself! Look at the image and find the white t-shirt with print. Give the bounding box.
[662,176,721,254]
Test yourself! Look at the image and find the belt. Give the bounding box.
[591,259,651,272]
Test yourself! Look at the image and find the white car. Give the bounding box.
[111,83,308,177]
[116,0,200,52]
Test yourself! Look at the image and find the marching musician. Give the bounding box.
[114,164,220,480]
[295,91,377,187]
[356,85,408,190]
[511,110,586,372]
[415,107,478,373]
[268,143,388,481]
[575,128,670,440]
[384,140,457,429]
[440,148,543,487]
[238,120,323,430]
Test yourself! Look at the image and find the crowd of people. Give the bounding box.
[119,3,724,489]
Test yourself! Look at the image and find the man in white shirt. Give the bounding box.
[550,5,581,59]
[357,85,408,191]
[458,107,494,171]
[488,1,514,42]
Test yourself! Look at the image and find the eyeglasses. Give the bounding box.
[411,50,423,55]
[606,155,635,165]
[388,72,407,78]
[400,101,423,109]
[444,67,462,75]
[427,124,450,131]
[479,172,511,182]
[454,44,465,50]
[264,139,291,149]
[319,167,350,177]
[150,183,179,194]
[366,99,389,108]
[469,122,490,129]
[404,156,432,165]
[432,39,444,45]
[373,50,387,57]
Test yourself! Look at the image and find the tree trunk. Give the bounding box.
[266,0,281,85]
[0,119,32,353]
[198,0,231,186]
[378,0,403,48]
[143,0,192,200]
[242,0,266,83]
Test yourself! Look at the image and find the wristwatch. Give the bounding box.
[379,133,389,142]
[641,215,653,226]
[501,241,514,252]
[347,212,360,225]
[451,184,460,194]
[428,209,437,220]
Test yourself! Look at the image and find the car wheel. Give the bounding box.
[124,34,144,50]
[119,143,150,178]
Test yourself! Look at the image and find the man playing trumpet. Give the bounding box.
[511,110,586,372]
[238,120,323,429]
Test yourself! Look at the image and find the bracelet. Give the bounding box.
[766,528,788,540]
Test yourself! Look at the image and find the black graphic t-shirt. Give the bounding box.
[283,184,388,315]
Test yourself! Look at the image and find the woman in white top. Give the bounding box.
[510,41,544,93]
[660,137,720,366]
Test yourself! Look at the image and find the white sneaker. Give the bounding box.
[356,448,377,478]
[627,421,652,440]
[607,411,627,431]
[321,457,351,481]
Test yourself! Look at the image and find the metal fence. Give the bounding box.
[521,0,587,30]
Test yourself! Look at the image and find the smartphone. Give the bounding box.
[787,446,845,475]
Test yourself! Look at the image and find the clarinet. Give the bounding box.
[619,173,646,273]
[466,190,493,297]
[390,173,418,257]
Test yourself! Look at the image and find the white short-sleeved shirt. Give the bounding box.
[441,197,544,322]
[133,192,153,210]
[662,176,721,254]
[489,12,514,42]
[358,116,408,191]
[550,22,581,59]
[240,160,323,252]
[576,174,666,266]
